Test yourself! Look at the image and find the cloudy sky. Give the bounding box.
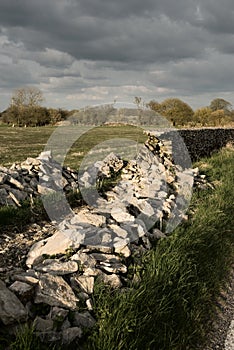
[0,0,234,111]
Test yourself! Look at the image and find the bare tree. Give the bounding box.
[10,87,44,126]
[11,87,44,108]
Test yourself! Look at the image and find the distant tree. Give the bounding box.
[148,98,194,126]
[47,108,69,125]
[209,98,232,113]
[8,87,44,126]
[193,107,212,126]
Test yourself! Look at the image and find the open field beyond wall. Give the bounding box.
[0,125,146,169]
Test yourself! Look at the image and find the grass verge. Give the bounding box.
[84,146,234,350]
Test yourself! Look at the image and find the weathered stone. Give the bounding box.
[8,176,24,190]
[9,281,34,302]
[71,209,106,227]
[50,307,69,322]
[34,259,79,275]
[99,261,127,274]
[73,311,96,328]
[86,298,93,311]
[99,272,123,288]
[35,274,79,310]
[0,172,7,184]
[12,271,39,286]
[70,275,94,294]
[26,230,82,267]
[147,228,167,240]
[70,251,96,268]
[111,207,135,223]
[60,318,71,330]
[37,330,61,343]
[0,280,28,325]
[62,327,82,345]
[114,244,131,258]
[0,188,9,205]
[109,224,128,239]
[34,316,54,332]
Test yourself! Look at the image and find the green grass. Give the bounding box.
[0,125,55,167]
[84,146,234,350]
[0,125,146,169]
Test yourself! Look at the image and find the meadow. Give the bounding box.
[0,124,146,169]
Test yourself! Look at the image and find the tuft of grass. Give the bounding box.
[0,198,48,231]
[85,147,234,350]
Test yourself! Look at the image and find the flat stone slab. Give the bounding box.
[34,273,79,310]
[34,259,79,275]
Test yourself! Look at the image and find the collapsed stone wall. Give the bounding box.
[0,131,215,347]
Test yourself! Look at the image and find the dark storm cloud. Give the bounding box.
[0,0,206,63]
[0,0,234,110]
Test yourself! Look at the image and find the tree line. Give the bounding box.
[1,87,234,127]
[0,87,70,127]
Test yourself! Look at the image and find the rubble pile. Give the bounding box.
[0,152,79,207]
[0,132,213,347]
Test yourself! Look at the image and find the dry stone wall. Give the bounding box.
[177,128,234,161]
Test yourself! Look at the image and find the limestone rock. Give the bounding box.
[73,311,96,328]
[0,280,28,325]
[71,209,106,227]
[50,306,69,322]
[111,207,135,223]
[70,275,94,294]
[34,274,79,310]
[9,281,34,303]
[62,327,82,345]
[34,316,54,332]
[99,272,123,288]
[26,230,82,267]
[34,259,79,275]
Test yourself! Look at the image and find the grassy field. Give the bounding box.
[0,124,146,169]
[0,125,233,349]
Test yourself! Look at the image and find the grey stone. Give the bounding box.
[0,188,9,205]
[73,311,96,328]
[62,327,82,345]
[70,275,94,294]
[71,209,106,227]
[34,259,79,275]
[60,318,71,330]
[37,330,61,343]
[114,244,131,257]
[50,307,69,322]
[98,261,127,274]
[35,274,79,310]
[0,172,7,184]
[70,251,96,268]
[26,230,82,267]
[9,281,34,302]
[8,176,24,190]
[34,316,54,332]
[99,272,123,288]
[86,298,93,311]
[109,224,128,239]
[111,207,135,223]
[0,280,28,325]
[12,272,39,286]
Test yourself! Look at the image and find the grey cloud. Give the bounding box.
[0,0,234,110]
